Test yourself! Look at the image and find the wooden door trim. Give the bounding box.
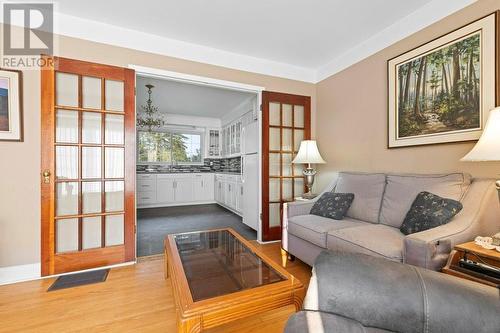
[41,56,136,276]
[41,55,56,276]
[261,91,311,242]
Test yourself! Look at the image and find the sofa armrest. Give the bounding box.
[303,251,500,333]
[404,179,500,270]
[287,200,315,218]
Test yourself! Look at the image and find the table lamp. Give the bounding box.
[292,140,326,199]
[461,106,500,200]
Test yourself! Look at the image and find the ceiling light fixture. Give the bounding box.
[137,84,165,131]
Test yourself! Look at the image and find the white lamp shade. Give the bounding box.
[292,140,326,164]
[461,107,500,162]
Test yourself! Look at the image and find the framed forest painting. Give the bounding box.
[0,68,23,142]
[388,13,497,148]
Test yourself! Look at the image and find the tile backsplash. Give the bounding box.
[137,157,241,173]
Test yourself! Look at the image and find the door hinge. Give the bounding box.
[134,87,137,96]
[260,213,263,220]
[260,104,263,111]
[134,224,137,234]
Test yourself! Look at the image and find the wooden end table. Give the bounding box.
[164,228,305,332]
[442,241,500,288]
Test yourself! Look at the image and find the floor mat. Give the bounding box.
[47,269,109,291]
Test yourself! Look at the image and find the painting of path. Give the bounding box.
[397,32,480,138]
[0,78,9,131]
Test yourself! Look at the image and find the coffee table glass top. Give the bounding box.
[173,229,286,301]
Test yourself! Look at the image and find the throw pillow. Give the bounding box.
[310,192,355,220]
[400,191,463,235]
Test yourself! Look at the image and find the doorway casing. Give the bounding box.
[129,64,266,242]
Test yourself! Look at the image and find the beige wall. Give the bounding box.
[0,33,316,267]
[316,0,500,190]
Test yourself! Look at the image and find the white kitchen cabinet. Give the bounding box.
[214,173,242,215]
[194,174,214,202]
[236,182,243,212]
[221,118,243,158]
[206,129,221,158]
[175,177,194,202]
[137,173,215,208]
[156,175,175,204]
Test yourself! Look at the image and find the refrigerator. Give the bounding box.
[241,121,259,231]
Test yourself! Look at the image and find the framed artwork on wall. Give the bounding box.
[388,13,497,148]
[0,68,23,142]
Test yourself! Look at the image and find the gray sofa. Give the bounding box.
[285,251,500,333]
[283,172,500,270]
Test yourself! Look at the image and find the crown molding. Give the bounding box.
[0,0,476,83]
[52,13,316,83]
[315,0,476,82]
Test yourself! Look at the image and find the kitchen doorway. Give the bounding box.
[130,66,264,257]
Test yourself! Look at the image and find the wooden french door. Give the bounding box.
[41,56,136,276]
[262,91,311,242]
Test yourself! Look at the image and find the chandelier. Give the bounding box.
[137,84,165,131]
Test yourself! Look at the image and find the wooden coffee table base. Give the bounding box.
[164,229,305,333]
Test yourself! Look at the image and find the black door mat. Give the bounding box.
[47,269,109,292]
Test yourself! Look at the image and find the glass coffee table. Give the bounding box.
[164,228,305,332]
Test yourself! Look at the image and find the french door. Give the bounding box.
[262,92,311,241]
[41,56,136,276]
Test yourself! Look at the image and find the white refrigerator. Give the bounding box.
[241,121,259,231]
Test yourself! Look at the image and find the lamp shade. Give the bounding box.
[461,107,500,161]
[292,140,326,164]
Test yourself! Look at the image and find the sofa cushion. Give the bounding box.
[400,191,463,235]
[310,192,355,220]
[380,173,471,228]
[288,215,369,248]
[334,172,386,223]
[327,224,404,261]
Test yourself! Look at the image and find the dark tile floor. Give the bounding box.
[137,204,257,257]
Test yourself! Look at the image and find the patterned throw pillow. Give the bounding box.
[310,193,355,220]
[400,191,463,235]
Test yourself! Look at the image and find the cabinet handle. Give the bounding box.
[241,187,243,195]
[141,184,150,187]
[142,197,150,200]
[202,180,204,187]
[229,184,231,192]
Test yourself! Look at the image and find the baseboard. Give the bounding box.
[0,261,136,286]
[0,263,41,286]
[138,200,217,209]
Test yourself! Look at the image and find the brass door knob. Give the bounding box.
[42,170,51,184]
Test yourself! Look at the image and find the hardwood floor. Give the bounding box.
[0,242,311,333]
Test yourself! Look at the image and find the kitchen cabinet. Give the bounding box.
[214,173,242,215]
[137,173,214,208]
[221,118,242,157]
[206,129,221,158]
[175,177,194,203]
[156,175,175,204]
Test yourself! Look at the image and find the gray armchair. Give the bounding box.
[285,251,500,333]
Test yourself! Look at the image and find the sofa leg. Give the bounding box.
[288,254,296,261]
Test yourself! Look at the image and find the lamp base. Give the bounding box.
[303,165,317,198]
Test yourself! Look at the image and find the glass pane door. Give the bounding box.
[54,72,125,253]
[41,56,135,276]
[262,92,310,241]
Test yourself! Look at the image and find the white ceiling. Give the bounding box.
[4,0,476,82]
[136,76,255,118]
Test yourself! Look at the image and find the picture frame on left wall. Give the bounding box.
[0,68,23,142]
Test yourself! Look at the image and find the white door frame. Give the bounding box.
[129,64,265,244]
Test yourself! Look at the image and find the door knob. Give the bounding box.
[42,170,51,184]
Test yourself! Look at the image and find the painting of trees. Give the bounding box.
[397,32,480,138]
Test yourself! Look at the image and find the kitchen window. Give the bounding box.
[137,129,203,164]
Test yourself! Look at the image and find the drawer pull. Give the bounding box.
[141,197,150,200]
